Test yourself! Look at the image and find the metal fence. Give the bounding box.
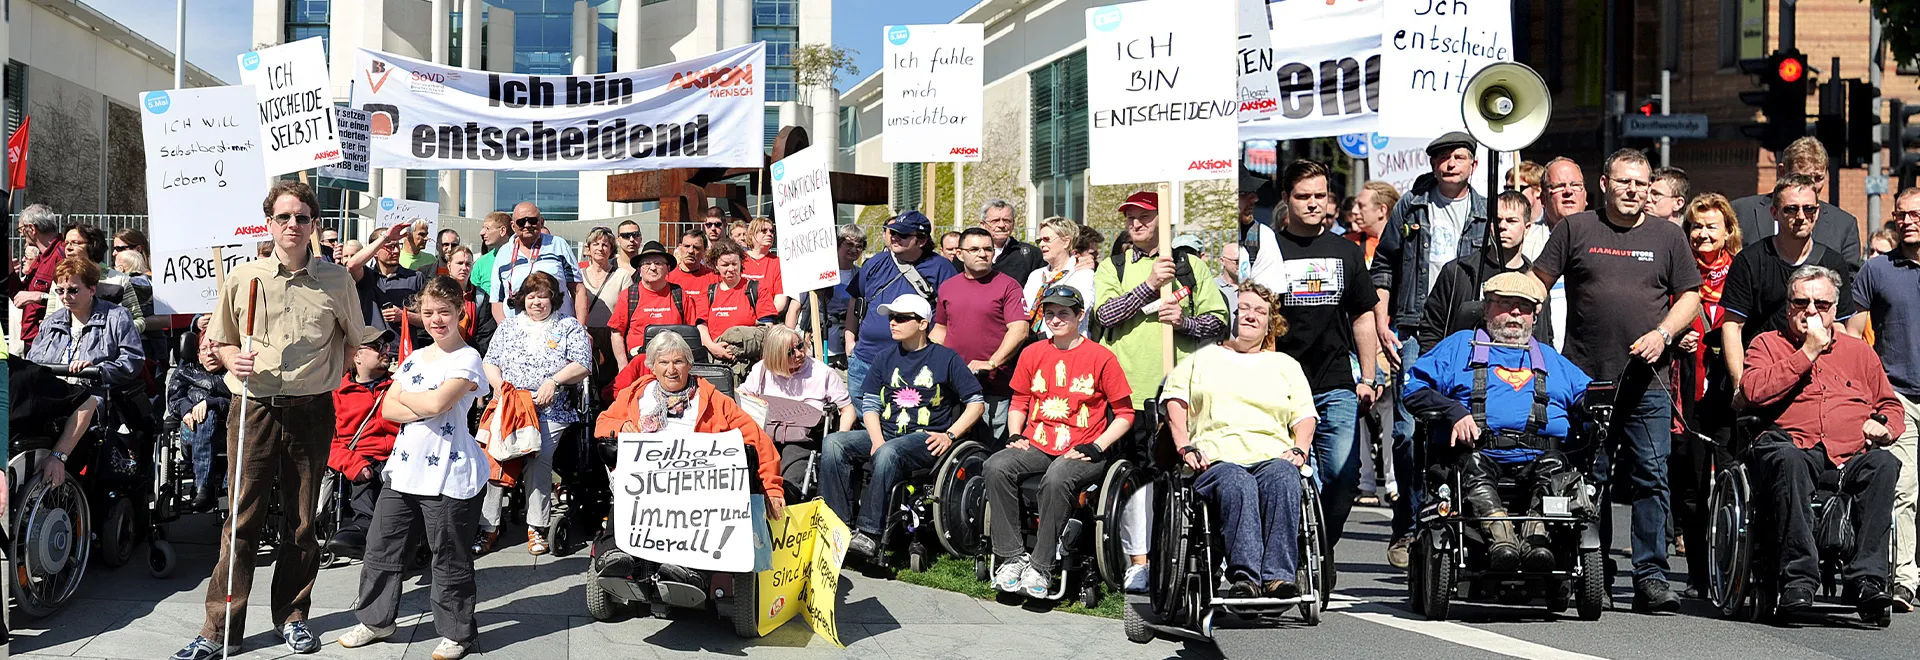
[8,214,151,262]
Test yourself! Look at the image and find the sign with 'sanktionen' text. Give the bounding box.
[1238,0,1382,140]
[613,430,756,572]
[353,42,766,172]
[238,37,343,177]
[1377,0,1514,138]
[140,86,270,253]
[771,144,840,294]
[1085,0,1240,185]
[882,24,983,163]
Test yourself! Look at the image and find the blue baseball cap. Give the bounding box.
[885,211,933,237]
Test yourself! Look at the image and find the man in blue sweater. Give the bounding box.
[845,211,959,415]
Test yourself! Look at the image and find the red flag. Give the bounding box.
[7,116,29,192]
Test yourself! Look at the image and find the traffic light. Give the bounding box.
[1846,79,1879,168]
[1890,99,1920,188]
[1740,50,1810,153]
[1814,76,1846,165]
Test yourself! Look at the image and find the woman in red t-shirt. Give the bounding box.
[982,284,1135,600]
[698,240,776,364]
[742,217,788,321]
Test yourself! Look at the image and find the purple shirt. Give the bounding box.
[934,270,1027,396]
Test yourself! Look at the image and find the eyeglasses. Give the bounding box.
[1780,204,1820,218]
[1893,210,1920,223]
[51,286,82,296]
[887,314,923,324]
[704,222,724,228]
[514,217,542,227]
[1546,182,1585,194]
[270,213,314,225]
[619,231,643,240]
[1788,297,1836,312]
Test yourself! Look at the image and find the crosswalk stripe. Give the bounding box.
[1344,612,1612,660]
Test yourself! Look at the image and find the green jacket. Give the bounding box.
[1093,248,1229,407]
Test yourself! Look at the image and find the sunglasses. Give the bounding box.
[112,244,135,252]
[704,221,724,228]
[271,213,315,225]
[1788,297,1836,312]
[514,217,542,227]
[1780,204,1820,218]
[51,286,83,296]
[887,314,923,324]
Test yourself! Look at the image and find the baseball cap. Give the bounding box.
[885,211,933,237]
[1117,191,1158,214]
[876,293,932,320]
[1036,284,1086,311]
[1172,233,1207,254]
[1426,131,1478,158]
[1481,272,1547,304]
[1239,172,1273,195]
[357,326,398,357]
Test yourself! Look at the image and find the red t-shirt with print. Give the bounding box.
[742,253,785,297]
[609,282,703,356]
[667,265,721,293]
[1010,338,1135,455]
[701,281,775,335]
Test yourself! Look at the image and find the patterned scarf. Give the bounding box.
[1695,250,1732,306]
[1028,266,1070,331]
[640,381,696,433]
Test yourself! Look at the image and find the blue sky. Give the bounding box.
[830,0,977,92]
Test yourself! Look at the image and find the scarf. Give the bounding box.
[460,286,478,339]
[1695,250,1732,306]
[520,314,557,356]
[639,381,696,433]
[1027,265,1071,331]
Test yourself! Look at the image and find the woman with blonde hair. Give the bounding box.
[741,216,790,323]
[578,226,633,389]
[1670,192,1741,595]
[738,324,855,500]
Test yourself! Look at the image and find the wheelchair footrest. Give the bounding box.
[1213,596,1309,611]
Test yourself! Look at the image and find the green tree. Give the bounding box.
[792,43,859,106]
[1873,0,1920,71]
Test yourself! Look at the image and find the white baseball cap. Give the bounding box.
[876,293,933,320]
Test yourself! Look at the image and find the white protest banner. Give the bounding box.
[882,24,983,163]
[1368,134,1514,196]
[321,106,371,184]
[612,430,757,572]
[238,37,343,176]
[1377,0,1514,139]
[771,144,840,294]
[141,86,271,253]
[1085,0,1239,185]
[1234,0,1281,121]
[151,248,252,315]
[375,197,439,239]
[1237,0,1381,140]
[353,42,765,172]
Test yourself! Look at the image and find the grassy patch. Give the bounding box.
[891,555,1125,619]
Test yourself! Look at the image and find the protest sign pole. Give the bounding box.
[1156,181,1173,372]
[299,170,322,256]
[810,290,825,361]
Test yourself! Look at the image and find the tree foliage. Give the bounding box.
[793,43,860,92]
[1873,0,1920,72]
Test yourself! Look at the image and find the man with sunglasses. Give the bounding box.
[616,220,645,270]
[1846,187,1920,611]
[437,228,461,260]
[320,229,342,261]
[1731,136,1862,271]
[702,206,728,243]
[488,202,587,323]
[844,211,959,416]
[1721,173,1857,385]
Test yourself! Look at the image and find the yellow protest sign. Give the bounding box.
[751,501,848,645]
[804,503,850,647]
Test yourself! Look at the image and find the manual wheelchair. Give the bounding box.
[1707,416,1898,627]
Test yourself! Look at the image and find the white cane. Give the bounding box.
[223,278,260,654]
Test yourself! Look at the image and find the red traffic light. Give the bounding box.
[1640,102,1655,116]
[1778,56,1805,83]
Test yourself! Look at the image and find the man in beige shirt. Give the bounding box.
[174,180,371,660]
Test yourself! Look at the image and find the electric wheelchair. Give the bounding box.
[1124,403,1328,642]
[1404,383,1613,621]
[1707,415,1897,627]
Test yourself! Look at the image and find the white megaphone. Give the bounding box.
[1460,62,1552,153]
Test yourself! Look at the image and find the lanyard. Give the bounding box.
[502,238,544,298]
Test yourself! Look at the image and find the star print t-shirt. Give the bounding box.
[858,342,983,439]
[1010,339,1134,455]
[384,346,490,499]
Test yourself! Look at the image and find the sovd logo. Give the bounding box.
[1091,6,1123,31]
[144,91,171,115]
[380,198,397,211]
[886,26,911,46]
[770,161,787,182]
[240,51,261,71]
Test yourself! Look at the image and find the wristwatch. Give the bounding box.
[51,450,69,463]
[1359,378,1380,388]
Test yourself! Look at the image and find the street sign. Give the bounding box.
[1865,174,1890,196]
[1337,133,1372,159]
[1621,114,1710,139]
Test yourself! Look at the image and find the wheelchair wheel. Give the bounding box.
[149,537,178,578]
[1123,598,1155,644]
[100,497,137,568]
[1708,464,1754,619]
[1149,476,1193,623]
[729,572,762,638]
[1300,474,1330,609]
[12,476,93,618]
[1575,548,1606,620]
[1419,529,1455,621]
[585,560,624,622]
[932,440,990,559]
[1094,459,1141,589]
[550,509,575,557]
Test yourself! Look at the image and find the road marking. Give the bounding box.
[1344,612,1612,660]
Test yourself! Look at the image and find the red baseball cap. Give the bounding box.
[1118,191,1158,213]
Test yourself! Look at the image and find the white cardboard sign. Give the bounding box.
[1234,0,1281,121]
[1085,0,1239,185]
[375,197,439,239]
[1377,0,1514,139]
[1237,0,1382,140]
[1368,135,1515,196]
[771,144,841,294]
[140,86,271,253]
[152,248,252,315]
[321,106,371,184]
[613,430,757,572]
[238,38,344,177]
[882,24,984,163]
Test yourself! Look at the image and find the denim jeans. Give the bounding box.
[847,355,874,416]
[820,429,937,536]
[186,411,227,494]
[1389,334,1421,540]
[1311,388,1361,546]
[1592,382,1673,582]
[1197,459,1303,583]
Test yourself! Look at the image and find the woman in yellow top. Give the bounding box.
[1163,283,1319,599]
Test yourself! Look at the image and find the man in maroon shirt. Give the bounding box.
[8,204,64,347]
[1740,264,1905,619]
[932,228,1030,447]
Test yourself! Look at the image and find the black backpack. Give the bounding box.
[624,281,687,324]
[1093,238,1209,342]
[706,280,761,317]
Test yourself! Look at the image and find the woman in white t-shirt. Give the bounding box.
[1021,216,1097,338]
[339,276,488,660]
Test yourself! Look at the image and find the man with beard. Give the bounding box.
[1403,272,1593,572]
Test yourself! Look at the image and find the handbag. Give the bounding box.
[744,366,826,444]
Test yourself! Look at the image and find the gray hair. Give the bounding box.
[1786,264,1843,296]
[20,204,57,236]
[979,198,1016,221]
[645,331,694,364]
[836,224,867,248]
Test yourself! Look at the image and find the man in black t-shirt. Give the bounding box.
[1721,173,1857,383]
[1271,159,1381,552]
[1533,148,1701,613]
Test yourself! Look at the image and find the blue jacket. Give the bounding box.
[25,299,146,390]
[1403,329,1591,463]
[845,250,958,363]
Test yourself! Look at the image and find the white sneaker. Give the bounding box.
[994,555,1031,593]
[336,624,395,649]
[431,638,475,660]
[1123,563,1150,594]
[1019,565,1052,599]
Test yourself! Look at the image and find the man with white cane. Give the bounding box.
[174,180,371,660]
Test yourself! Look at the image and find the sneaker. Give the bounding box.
[528,528,551,556]
[276,620,320,654]
[994,555,1031,593]
[1019,565,1053,599]
[1123,563,1150,594]
[1387,536,1412,571]
[1894,584,1915,613]
[337,623,396,649]
[1632,579,1681,614]
[170,636,232,660]
[848,531,879,558]
[431,638,475,660]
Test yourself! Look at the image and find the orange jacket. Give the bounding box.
[595,374,784,504]
[477,383,540,487]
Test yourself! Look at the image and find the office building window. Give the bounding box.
[765,107,782,151]
[285,0,330,57]
[755,0,798,103]
[893,162,923,213]
[5,61,26,138]
[497,171,578,221]
[765,66,795,103]
[754,0,796,25]
[1030,50,1088,222]
[755,27,797,67]
[837,104,857,167]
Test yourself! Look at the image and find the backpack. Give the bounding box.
[623,281,687,324]
[1093,237,1213,342]
[706,280,761,318]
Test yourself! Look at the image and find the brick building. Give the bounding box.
[1517,0,1919,237]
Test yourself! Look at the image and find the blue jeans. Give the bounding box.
[1311,389,1362,546]
[1389,334,1421,540]
[187,412,227,493]
[1197,459,1302,583]
[820,429,937,536]
[847,355,874,415]
[1592,382,1673,582]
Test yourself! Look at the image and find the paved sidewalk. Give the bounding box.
[9,515,1195,660]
